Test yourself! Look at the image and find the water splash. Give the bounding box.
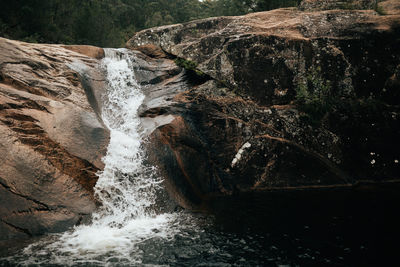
[12,49,182,266]
[93,48,162,225]
[0,48,368,267]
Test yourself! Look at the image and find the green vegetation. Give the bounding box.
[0,0,299,47]
[374,0,387,16]
[295,66,334,125]
[174,58,198,71]
[174,57,206,77]
[174,57,210,85]
[375,5,387,15]
[295,65,390,127]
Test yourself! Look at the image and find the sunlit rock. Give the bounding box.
[0,38,109,242]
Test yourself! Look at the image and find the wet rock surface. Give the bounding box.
[0,0,399,248]
[0,38,109,242]
[129,2,400,208]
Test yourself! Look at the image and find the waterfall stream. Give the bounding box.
[94,48,163,224]
[46,49,178,262]
[9,49,182,265]
[0,49,382,267]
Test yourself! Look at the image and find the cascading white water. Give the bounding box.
[54,49,176,253]
[17,49,183,265]
[3,45,358,267]
[1,48,386,267]
[93,48,162,225]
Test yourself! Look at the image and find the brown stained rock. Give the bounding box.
[134,44,169,59]
[62,45,105,59]
[141,67,399,209]
[380,0,400,15]
[129,7,400,209]
[299,0,377,11]
[0,38,109,241]
[148,116,208,209]
[128,8,400,106]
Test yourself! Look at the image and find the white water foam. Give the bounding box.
[16,49,183,266]
[93,48,161,225]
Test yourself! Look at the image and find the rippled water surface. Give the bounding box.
[2,202,399,267]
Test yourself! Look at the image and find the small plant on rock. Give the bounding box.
[174,57,206,77]
[295,66,334,125]
[174,57,209,85]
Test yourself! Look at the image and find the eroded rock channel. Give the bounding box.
[0,0,399,265]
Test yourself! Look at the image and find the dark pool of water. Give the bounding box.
[1,183,399,266]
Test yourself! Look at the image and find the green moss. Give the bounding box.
[174,57,210,85]
[295,66,334,125]
[174,57,207,77]
[375,5,386,15]
[175,57,196,70]
[190,28,200,35]
[295,65,390,127]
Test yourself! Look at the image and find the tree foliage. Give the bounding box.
[0,0,299,47]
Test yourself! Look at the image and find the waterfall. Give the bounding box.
[93,48,161,225]
[1,45,352,267]
[16,49,181,265]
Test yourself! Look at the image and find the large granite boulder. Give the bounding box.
[298,0,377,11]
[0,38,109,242]
[128,3,400,208]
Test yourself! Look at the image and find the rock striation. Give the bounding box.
[0,0,399,242]
[128,0,400,209]
[298,0,377,11]
[0,38,109,242]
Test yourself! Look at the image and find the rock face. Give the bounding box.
[299,0,377,11]
[128,1,400,209]
[128,2,400,106]
[0,38,109,242]
[380,0,400,15]
[1,0,399,242]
